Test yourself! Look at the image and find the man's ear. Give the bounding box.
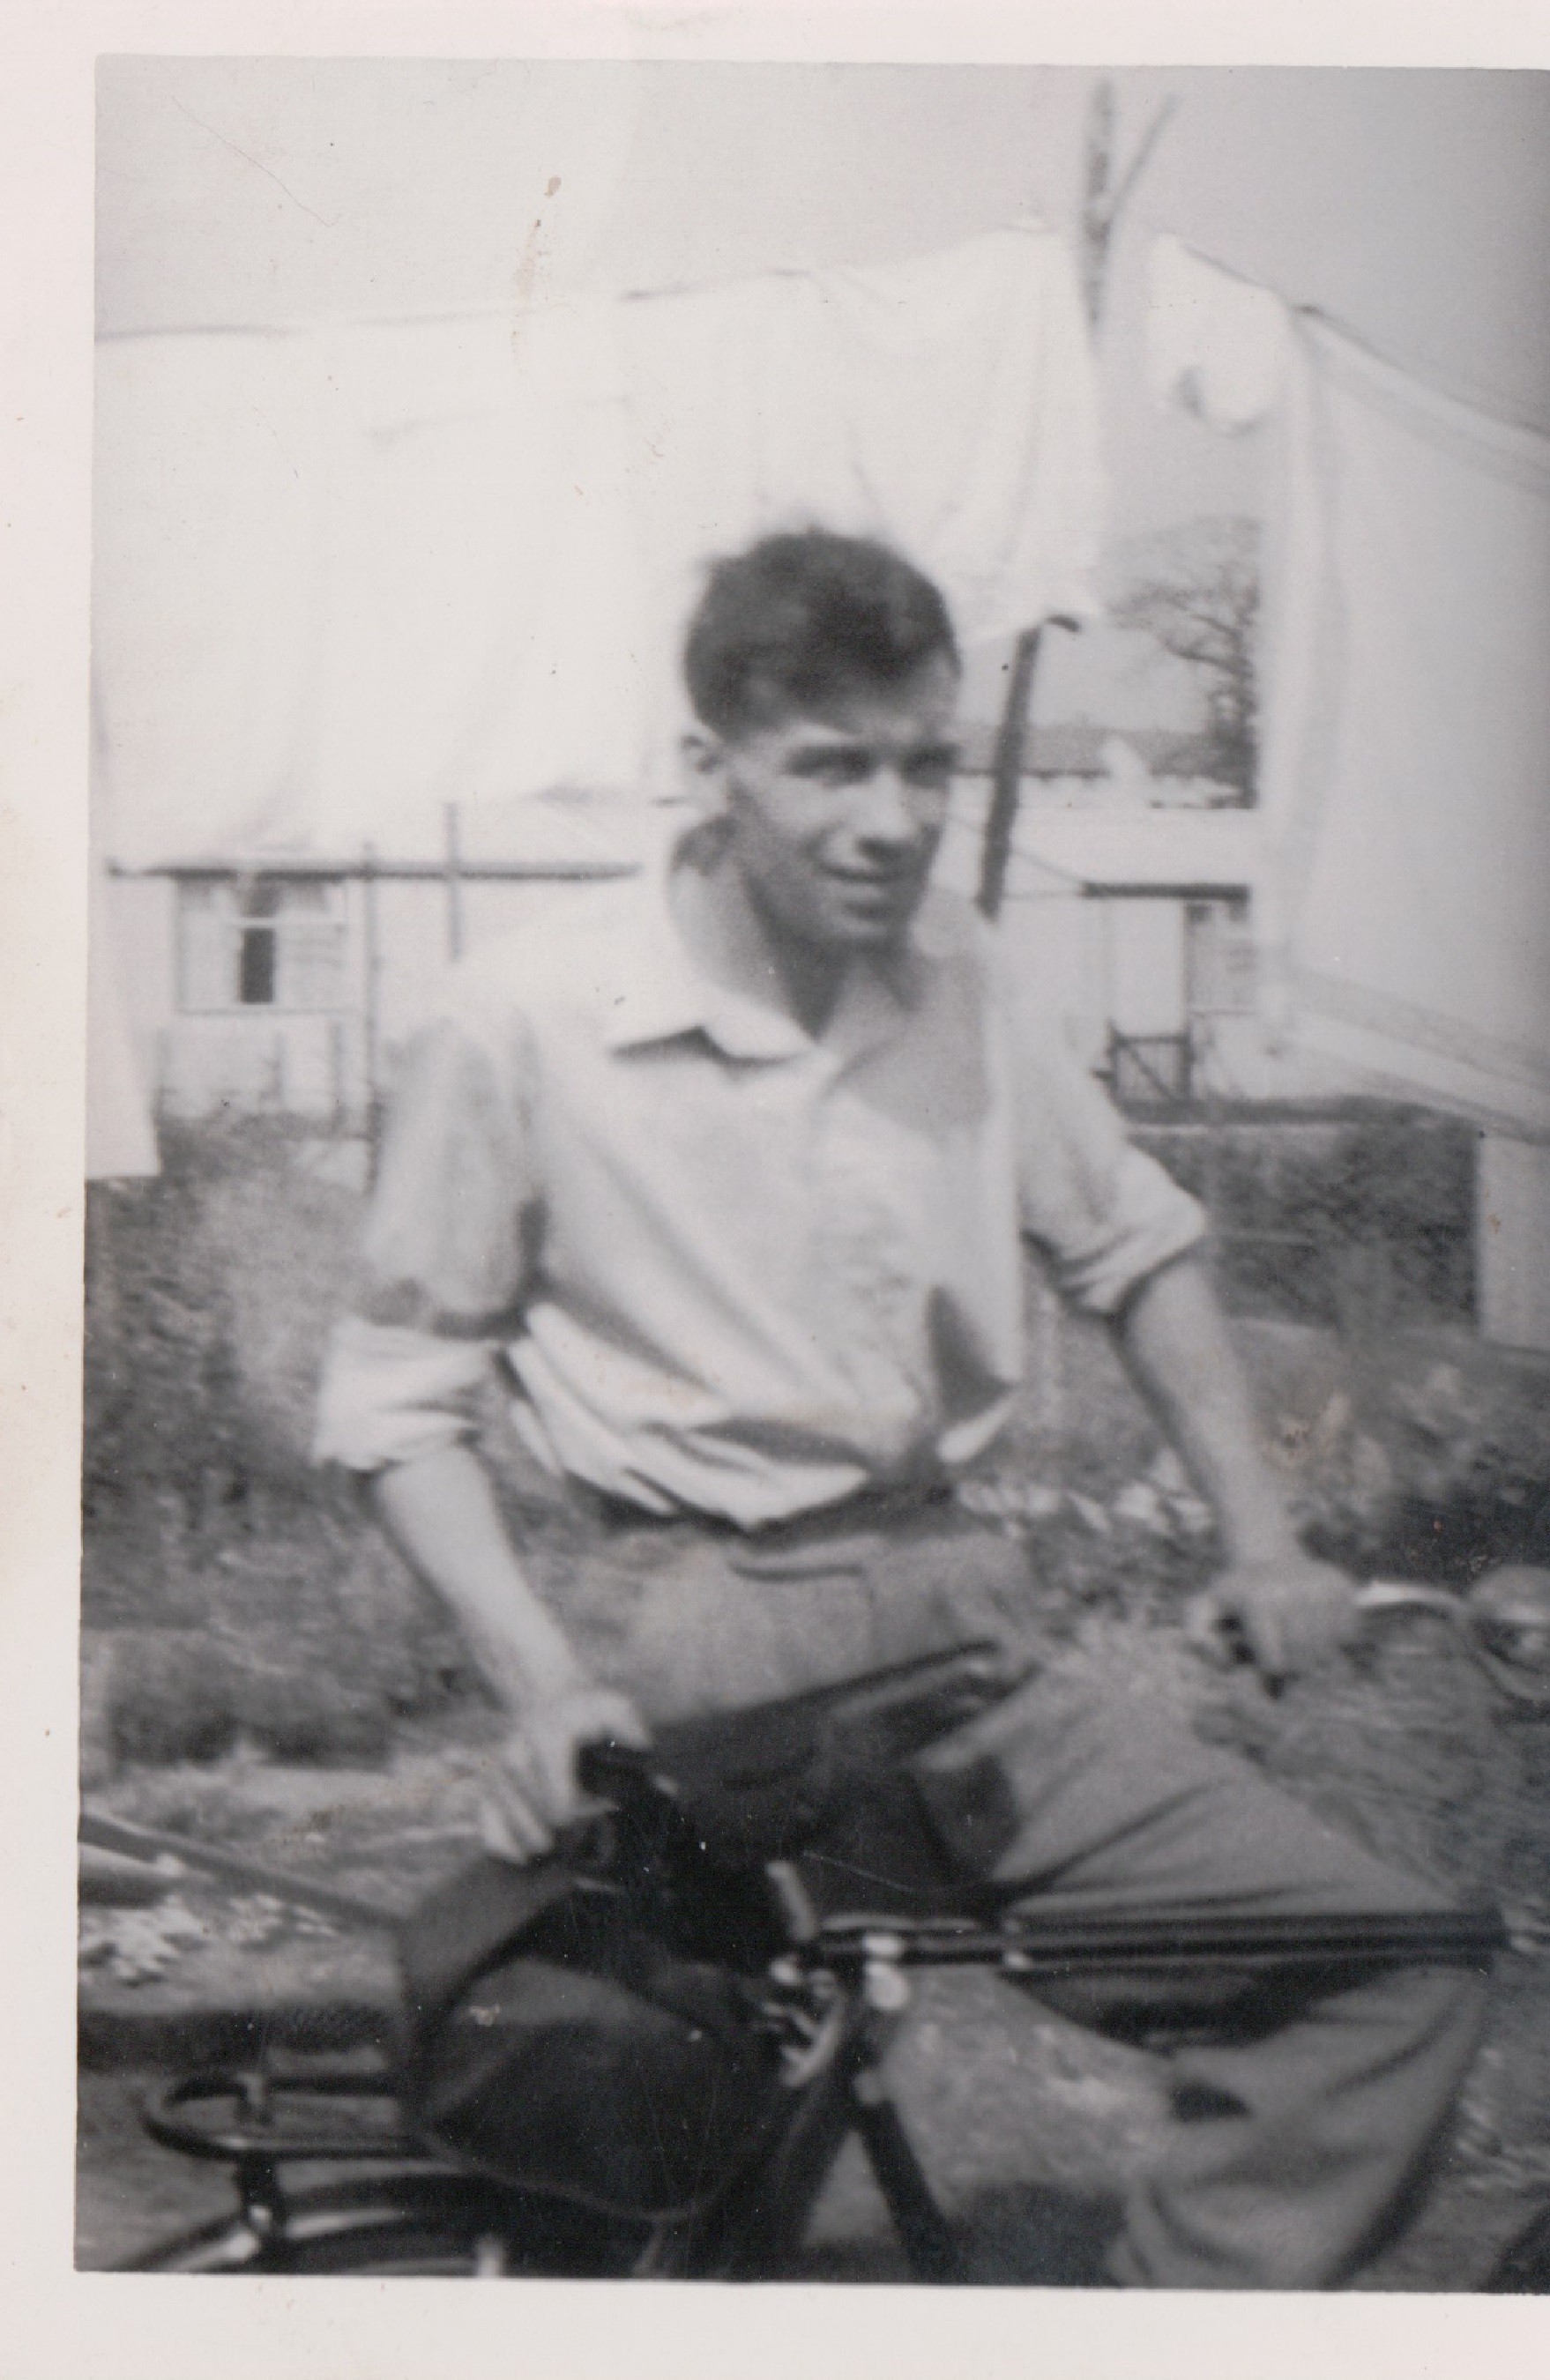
[680,729,729,816]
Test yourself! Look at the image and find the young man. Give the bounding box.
[316,529,1485,2288]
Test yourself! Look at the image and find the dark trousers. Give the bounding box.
[544,1492,1488,2288]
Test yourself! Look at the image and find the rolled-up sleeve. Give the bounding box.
[313,1005,538,1473]
[1012,1014,1206,1315]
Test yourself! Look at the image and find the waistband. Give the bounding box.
[574,1478,960,1550]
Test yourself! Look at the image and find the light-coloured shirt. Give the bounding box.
[314,860,1205,1528]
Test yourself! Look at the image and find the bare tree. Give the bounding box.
[1108,516,1262,800]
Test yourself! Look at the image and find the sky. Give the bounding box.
[96,59,1550,730]
[98,61,1550,437]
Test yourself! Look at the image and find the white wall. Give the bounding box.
[156,1013,362,1121]
[108,874,176,1091]
[1479,1135,1550,1354]
[1108,904,1187,1038]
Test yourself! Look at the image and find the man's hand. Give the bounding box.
[1189,1552,1360,1689]
[369,1447,652,1859]
[1110,1261,1360,1691]
[480,1684,652,1864]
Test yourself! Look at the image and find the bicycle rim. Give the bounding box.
[125,2175,660,2277]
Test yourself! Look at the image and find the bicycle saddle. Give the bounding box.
[622,1637,1027,1873]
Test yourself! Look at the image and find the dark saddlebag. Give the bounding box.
[395,1846,789,2223]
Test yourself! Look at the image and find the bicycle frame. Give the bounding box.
[130,1860,1508,2282]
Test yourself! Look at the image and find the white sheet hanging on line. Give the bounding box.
[93,308,649,864]
[305,304,650,850]
[1144,234,1550,1139]
[93,225,1100,866]
[622,224,1102,775]
[93,328,329,867]
[1256,315,1550,1139]
[1145,232,1290,435]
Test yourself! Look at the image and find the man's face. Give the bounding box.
[712,655,962,958]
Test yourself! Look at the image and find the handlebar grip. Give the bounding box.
[576,1737,660,1802]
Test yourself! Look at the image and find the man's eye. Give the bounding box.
[807,754,870,788]
[903,757,956,792]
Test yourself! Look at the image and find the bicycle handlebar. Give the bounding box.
[1194,1567,1550,1709]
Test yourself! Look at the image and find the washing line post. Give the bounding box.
[979,614,1079,1446]
[979,628,1041,923]
[978,614,1078,922]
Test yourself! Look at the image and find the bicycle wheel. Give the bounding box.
[127,2172,660,2277]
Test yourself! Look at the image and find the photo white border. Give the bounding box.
[4,6,1549,2376]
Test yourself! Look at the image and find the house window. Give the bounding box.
[178,876,347,1012]
[1186,897,1256,1016]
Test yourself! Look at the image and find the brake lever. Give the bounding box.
[1188,1568,1550,1709]
[1358,1573,1550,1709]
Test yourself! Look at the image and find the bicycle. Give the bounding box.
[97,1614,1550,2287]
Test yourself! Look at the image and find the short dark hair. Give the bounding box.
[682,529,959,739]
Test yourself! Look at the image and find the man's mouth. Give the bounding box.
[825,867,917,897]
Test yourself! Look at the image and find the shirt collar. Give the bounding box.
[601,827,935,1062]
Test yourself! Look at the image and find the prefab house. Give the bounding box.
[111,764,1321,1129]
[108,795,662,1125]
[936,777,1324,1106]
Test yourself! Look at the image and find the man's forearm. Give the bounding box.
[1109,1254,1299,1564]
[369,1443,590,1712]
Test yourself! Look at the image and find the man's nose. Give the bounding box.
[850,767,922,848]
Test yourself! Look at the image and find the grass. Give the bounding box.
[83,1122,470,1764]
